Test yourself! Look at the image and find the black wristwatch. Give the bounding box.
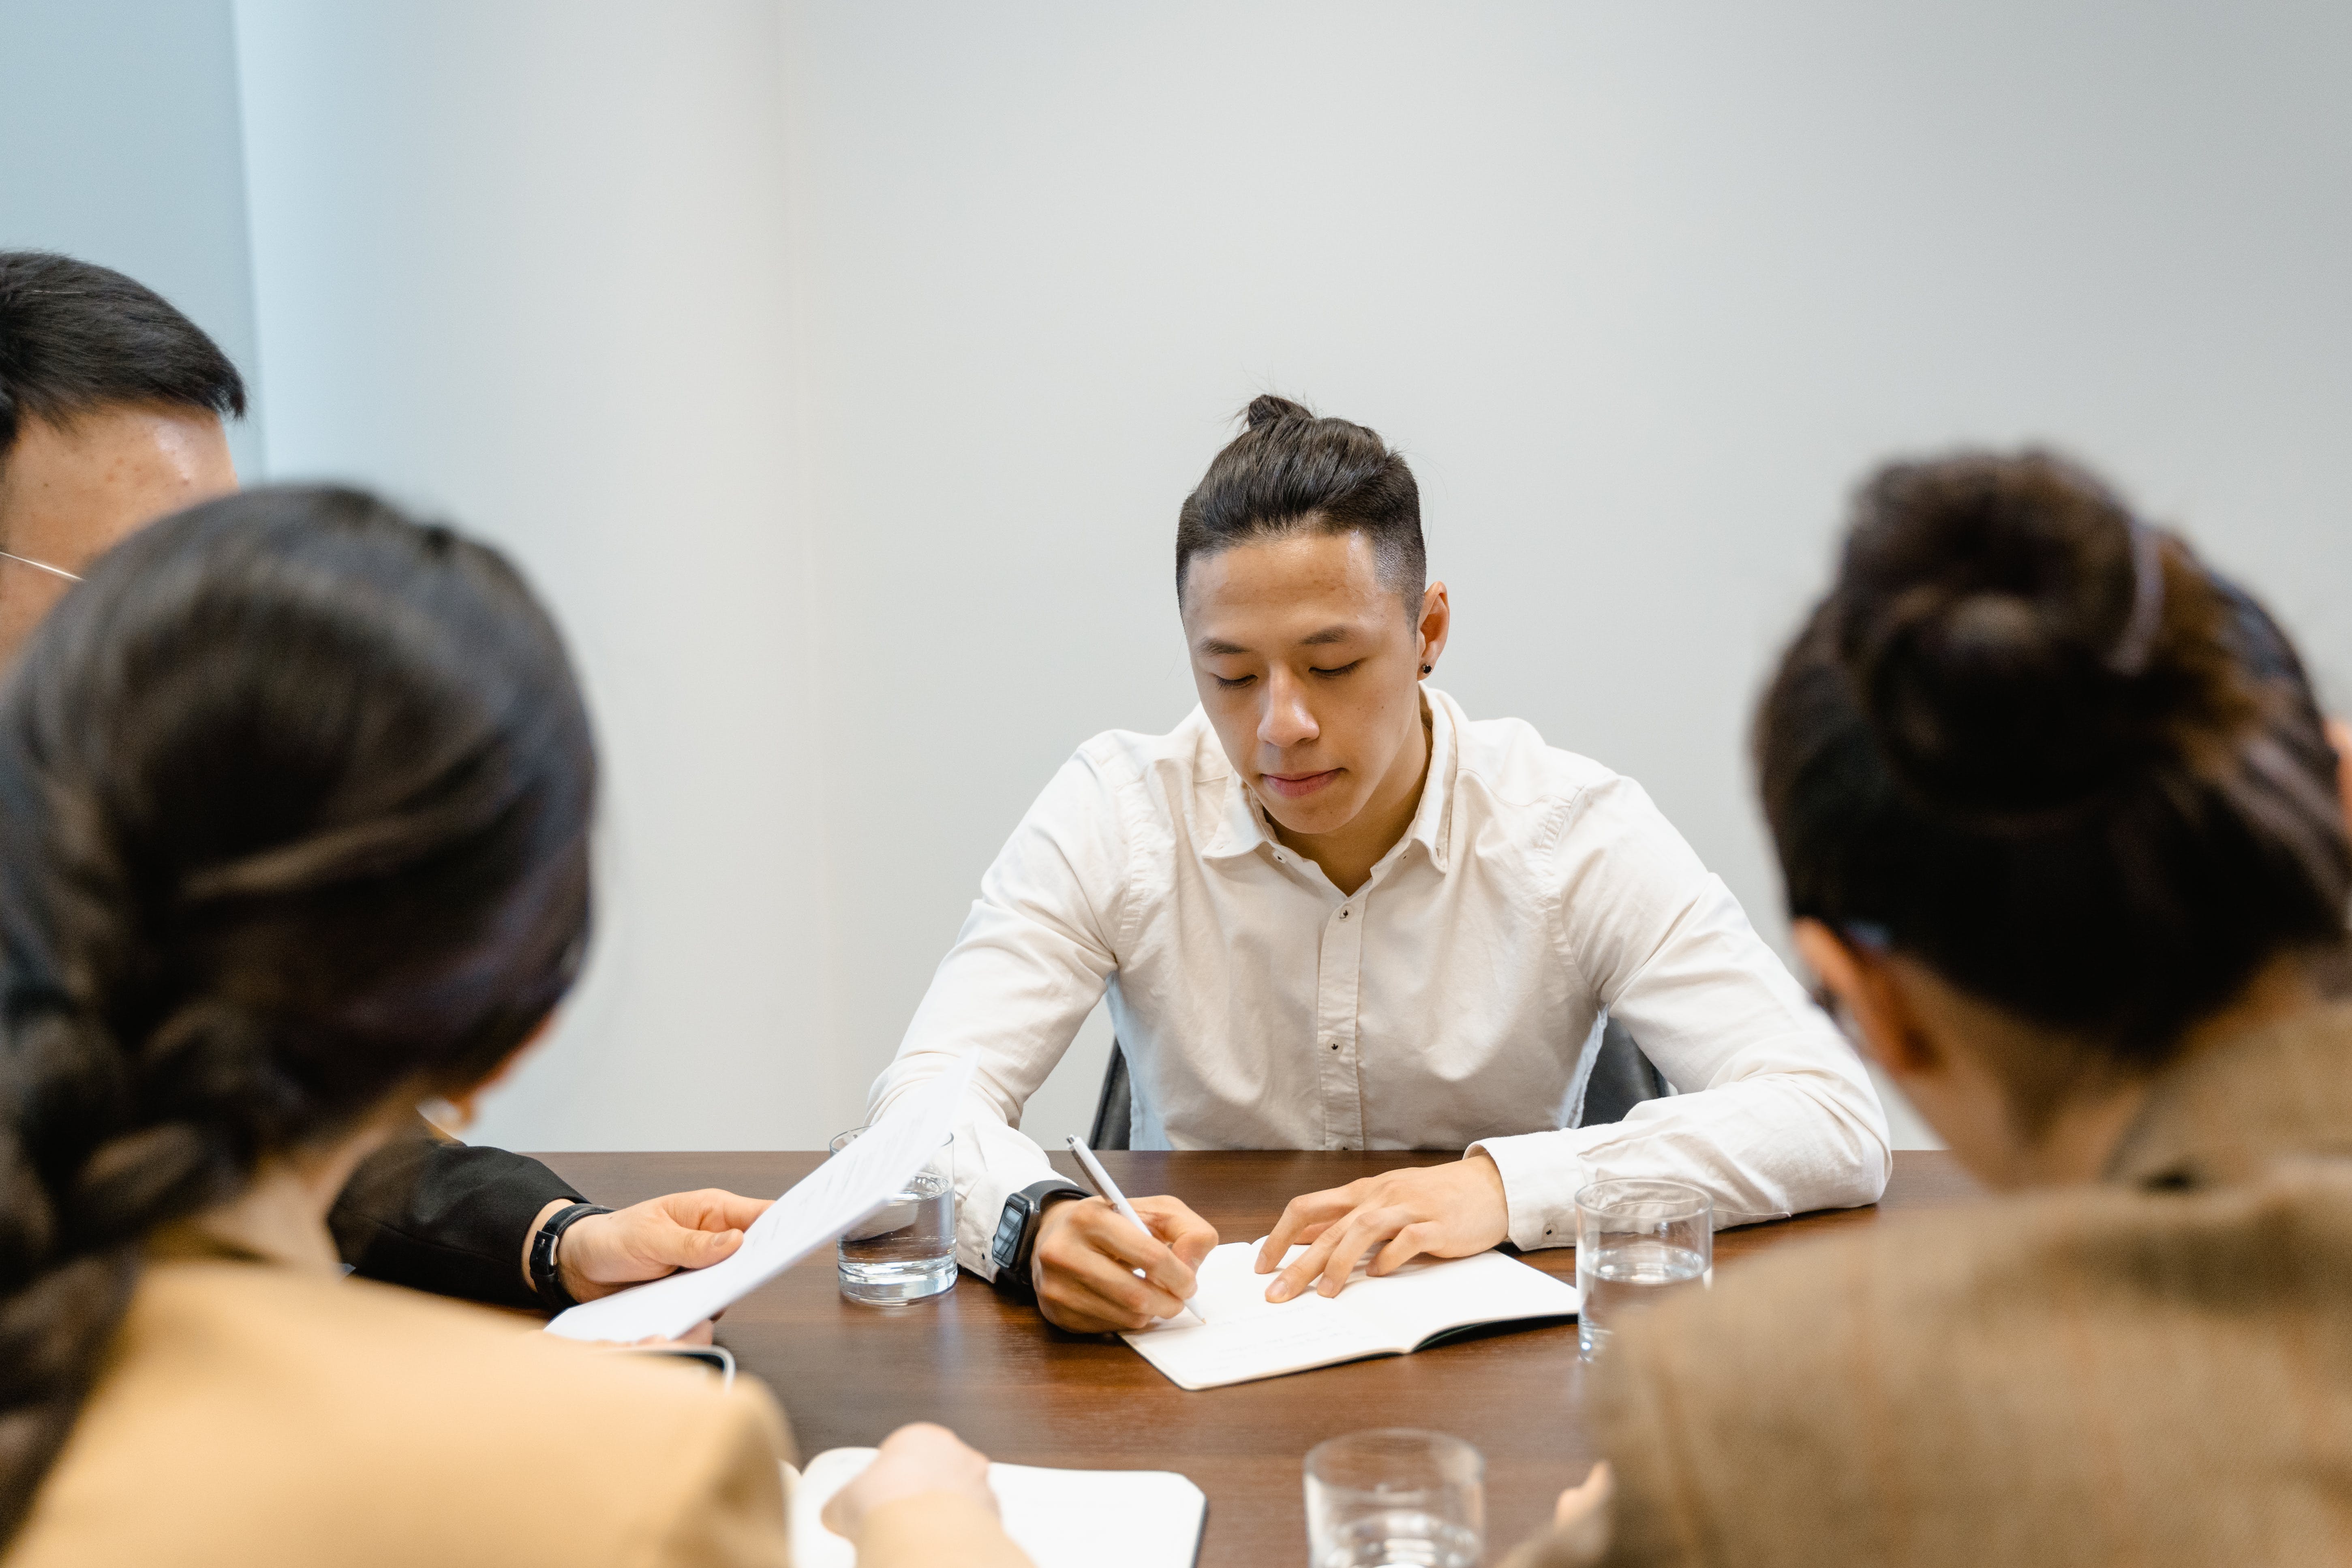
[529,1201,612,1311]
[989,1179,1088,1303]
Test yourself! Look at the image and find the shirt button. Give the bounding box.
[1339,908,1350,920]
[1329,1042,1338,1051]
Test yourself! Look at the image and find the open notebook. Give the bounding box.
[788,1448,1205,1568]
[1123,1240,1581,1391]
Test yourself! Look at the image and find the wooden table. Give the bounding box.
[537,1149,1979,1566]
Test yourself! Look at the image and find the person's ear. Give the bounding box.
[432,1012,559,1131]
[1792,919,1941,1079]
[1416,581,1451,677]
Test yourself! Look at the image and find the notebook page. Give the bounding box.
[790,1448,1205,1568]
[1121,1242,1410,1390]
[1337,1248,1581,1348]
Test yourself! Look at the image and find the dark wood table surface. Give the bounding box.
[534,1149,1979,1566]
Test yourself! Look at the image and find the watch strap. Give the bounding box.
[991,1179,1087,1301]
[529,1201,612,1311]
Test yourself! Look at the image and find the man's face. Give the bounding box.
[1181,530,1442,840]
[0,404,237,661]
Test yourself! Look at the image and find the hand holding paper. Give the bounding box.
[544,1055,975,1342]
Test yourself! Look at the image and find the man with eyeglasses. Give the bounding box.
[0,250,761,1323]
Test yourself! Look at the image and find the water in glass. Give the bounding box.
[1577,1238,1707,1358]
[1315,1512,1481,1568]
[1305,1429,1483,1568]
[836,1168,955,1303]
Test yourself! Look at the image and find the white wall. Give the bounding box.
[233,1,829,1150]
[0,0,266,477]
[779,1,2352,1153]
[22,3,2350,1153]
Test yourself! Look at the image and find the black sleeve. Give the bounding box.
[330,1116,584,1309]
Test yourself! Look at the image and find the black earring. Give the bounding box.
[1421,664,1433,674]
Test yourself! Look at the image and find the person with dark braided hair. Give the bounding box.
[1505,450,2352,1568]
[0,248,781,1320]
[0,487,1032,1567]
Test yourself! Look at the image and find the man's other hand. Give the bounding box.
[544,1188,773,1304]
[1255,1153,1509,1302]
[1031,1194,1218,1333]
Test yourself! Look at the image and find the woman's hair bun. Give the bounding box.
[1242,394,1314,432]
[1834,449,2224,822]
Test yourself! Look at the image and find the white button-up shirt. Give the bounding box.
[871,689,1890,1278]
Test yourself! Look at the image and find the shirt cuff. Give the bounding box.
[955,1145,1059,1283]
[1468,1131,1592,1251]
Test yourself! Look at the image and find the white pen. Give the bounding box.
[1065,1134,1205,1322]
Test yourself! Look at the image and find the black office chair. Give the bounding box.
[1578,1015,1669,1125]
[1089,1041,1135,1150]
[1085,1017,1664,1149]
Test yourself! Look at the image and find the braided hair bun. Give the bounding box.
[0,486,594,1544]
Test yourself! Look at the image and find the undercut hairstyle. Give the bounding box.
[1757,449,2351,1117]
[0,250,247,469]
[1176,396,1426,615]
[0,486,595,1547]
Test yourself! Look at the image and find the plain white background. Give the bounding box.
[8,2,2350,1155]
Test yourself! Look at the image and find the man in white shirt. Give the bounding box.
[870,395,1890,1333]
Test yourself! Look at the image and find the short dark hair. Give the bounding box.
[0,250,247,468]
[1175,396,1425,614]
[0,486,593,1545]
[1756,449,2350,1108]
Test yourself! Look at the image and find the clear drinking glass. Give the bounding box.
[828,1128,956,1305]
[1304,1429,1484,1568]
[1575,1178,1711,1361]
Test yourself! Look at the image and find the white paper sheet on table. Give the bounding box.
[544,1054,974,1343]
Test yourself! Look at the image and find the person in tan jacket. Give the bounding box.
[0,486,1031,1568]
[1506,449,2352,1567]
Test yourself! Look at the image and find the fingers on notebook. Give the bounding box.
[822,1423,997,1540]
[1268,1204,1421,1302]
[1256,1183,1366,1273]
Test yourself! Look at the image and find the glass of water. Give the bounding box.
[1575,1178,1711,1361]
[1304,1429,1483,1568]
[828,1128,956,1305]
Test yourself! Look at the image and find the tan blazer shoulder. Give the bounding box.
[7,1259,791,1568]
[1511,1004,2352,1568]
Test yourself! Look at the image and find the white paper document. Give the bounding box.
[1121,1240,1580,1391]
[788,1447,1206,1568]
[545,1055,974,1343]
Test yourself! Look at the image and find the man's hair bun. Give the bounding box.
[1177,395,1425,613]
[1241,393,1315,432]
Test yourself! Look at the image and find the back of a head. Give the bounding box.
[0,485,594,1543]
[1757,450,2351,1092]
[0,251,246,469]
[1175,395,1425,612]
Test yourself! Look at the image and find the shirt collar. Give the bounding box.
[1199,686,1461,876]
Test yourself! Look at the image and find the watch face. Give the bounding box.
[991,1195,1029,1265]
